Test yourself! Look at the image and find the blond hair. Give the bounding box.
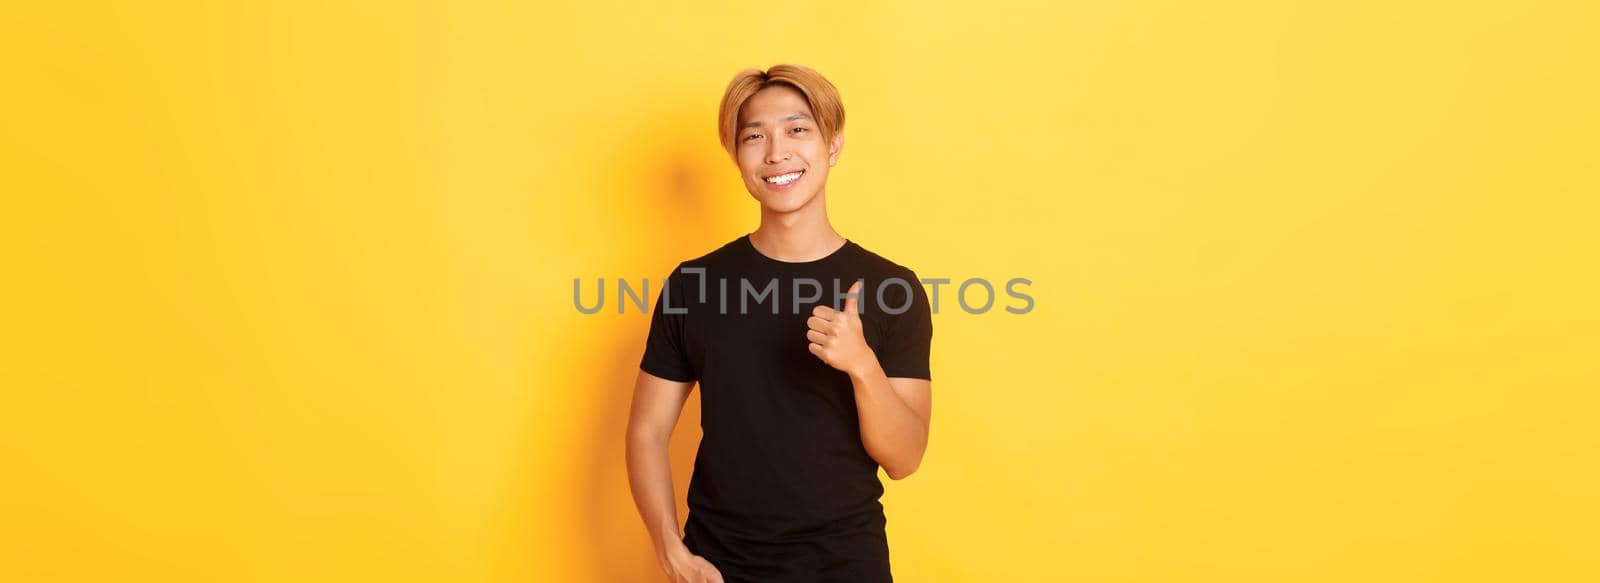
[717,64,845,158]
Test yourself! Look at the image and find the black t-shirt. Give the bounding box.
[640,234,933,583]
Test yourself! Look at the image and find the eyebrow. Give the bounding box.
[739,112,813,130]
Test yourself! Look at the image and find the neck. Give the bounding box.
[750,190,845,262]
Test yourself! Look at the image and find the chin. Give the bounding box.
[753,189,819,214]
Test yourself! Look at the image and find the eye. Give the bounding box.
[743,133,762,142]
[791,127,808,134]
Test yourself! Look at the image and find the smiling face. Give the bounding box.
[734,85,844,214]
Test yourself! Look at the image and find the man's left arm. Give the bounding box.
[807,281,932,480]
[848,360,931,480]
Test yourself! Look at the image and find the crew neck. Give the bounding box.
[741,233,854,265]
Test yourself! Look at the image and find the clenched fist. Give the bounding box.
[806,280,877,377]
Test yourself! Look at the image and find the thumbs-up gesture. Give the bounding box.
[807,280,875,376]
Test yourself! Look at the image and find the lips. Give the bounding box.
[763,169,805,186]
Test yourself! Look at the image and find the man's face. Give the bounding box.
[734,85,843,214]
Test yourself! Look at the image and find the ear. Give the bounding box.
[828,132,845,167]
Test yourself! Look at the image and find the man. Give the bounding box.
[626,64,934,583]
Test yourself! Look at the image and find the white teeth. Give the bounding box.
[765,171,803,185]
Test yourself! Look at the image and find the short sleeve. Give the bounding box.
[876,270,933,380]
[639,266,697,382]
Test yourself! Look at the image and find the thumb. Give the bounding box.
[843,279,862,314]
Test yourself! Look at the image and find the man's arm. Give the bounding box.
[848,362,932,480]
[625,369,723,582]
[806,281,933,479]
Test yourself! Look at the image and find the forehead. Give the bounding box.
[738,85,814,125]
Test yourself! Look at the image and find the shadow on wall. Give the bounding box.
[574,107,731,580]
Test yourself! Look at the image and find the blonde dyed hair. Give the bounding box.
[717,64,845,158]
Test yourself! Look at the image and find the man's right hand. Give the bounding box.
[657,541,724,583]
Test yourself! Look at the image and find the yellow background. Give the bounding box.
[3,1,1596,581]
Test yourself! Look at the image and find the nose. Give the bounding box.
[763,138,790,165]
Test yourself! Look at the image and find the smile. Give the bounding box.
[763,170,804,185]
